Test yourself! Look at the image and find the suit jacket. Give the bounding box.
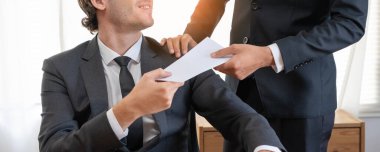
[38,36,285,152]
[185,0,367,118]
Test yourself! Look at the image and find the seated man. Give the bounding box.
[38,0,285,151]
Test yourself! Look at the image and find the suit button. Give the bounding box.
[251,2,259,10]
[243,37,249,44]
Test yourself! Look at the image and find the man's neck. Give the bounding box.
[98,28,142,56]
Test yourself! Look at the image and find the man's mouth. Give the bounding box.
[138,4,151,9]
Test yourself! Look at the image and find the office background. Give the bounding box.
[0,0,378,151]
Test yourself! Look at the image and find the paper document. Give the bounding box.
[160,37,230,82]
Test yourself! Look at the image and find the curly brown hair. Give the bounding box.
[78,0,98,33]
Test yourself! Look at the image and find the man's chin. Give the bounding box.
[140,20,154,30]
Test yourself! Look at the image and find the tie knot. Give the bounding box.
[114,56,132,67]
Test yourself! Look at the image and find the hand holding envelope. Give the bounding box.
[159,38,230,82]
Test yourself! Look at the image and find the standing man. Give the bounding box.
[38,0,285,151]
[162,0,368,151]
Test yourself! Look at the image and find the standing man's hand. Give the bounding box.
[113,68,184,130]
[212,44,275,80]
[160,34,197,58]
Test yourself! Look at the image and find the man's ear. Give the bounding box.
[91,0,106,10]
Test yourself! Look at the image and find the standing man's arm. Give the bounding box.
[184,0,228,42]
[211,0,368,77]
[272,0,368,73]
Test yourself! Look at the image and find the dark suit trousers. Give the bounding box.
[236,77,335,152]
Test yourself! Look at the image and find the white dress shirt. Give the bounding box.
[98,36,159,144]
[268,43,284,73]
[98,36,280,152]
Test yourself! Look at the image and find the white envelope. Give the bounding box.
[159,37,230,82]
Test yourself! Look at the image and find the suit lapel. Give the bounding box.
[140,37,176,143]
[80,36,109,117]
[140,36,175,78]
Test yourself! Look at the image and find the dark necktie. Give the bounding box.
[114,56,143,151]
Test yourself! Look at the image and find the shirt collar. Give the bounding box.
[98,35,142,65]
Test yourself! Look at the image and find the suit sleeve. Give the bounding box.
[276,0,368,73]
[38,59,123,152]
[184,0,228,42]
[190,70,286,152]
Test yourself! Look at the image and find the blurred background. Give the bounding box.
[0,0,379,151]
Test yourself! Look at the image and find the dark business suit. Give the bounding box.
[38,36,285,152]
[185,0,367,151]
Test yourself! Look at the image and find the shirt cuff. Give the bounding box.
[106,109,129,140]
[268,43,284,73]
[254,145,282,152]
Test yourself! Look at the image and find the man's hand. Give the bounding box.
[160,34,197,58]
[113,68,184,129]
[212,44,275,80]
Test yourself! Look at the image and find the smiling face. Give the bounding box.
[106,0,154,32]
